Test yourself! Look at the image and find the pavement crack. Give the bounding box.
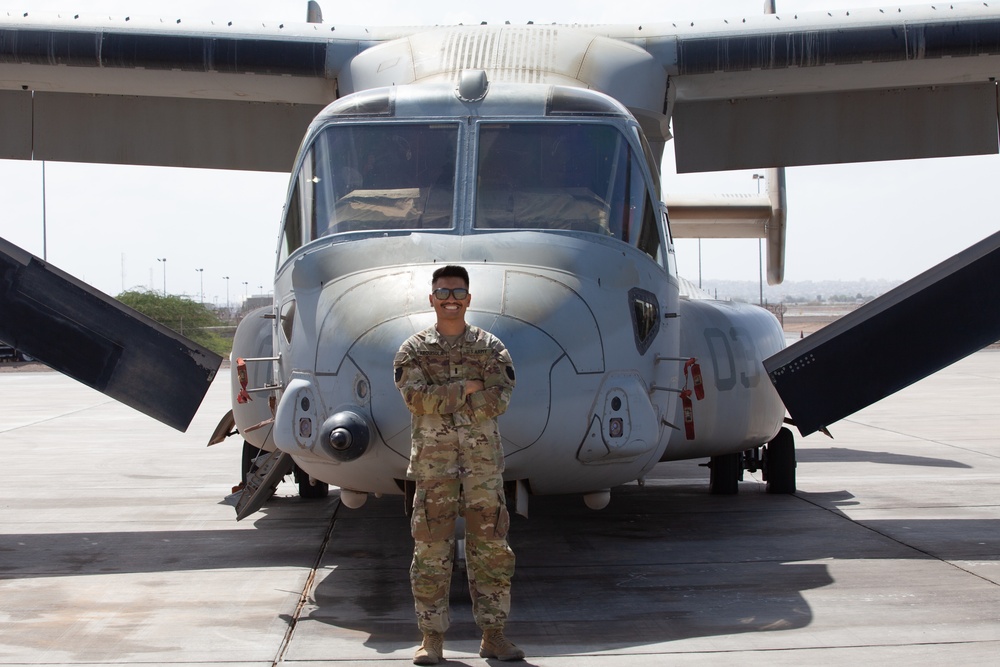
[795,493,1000,587]
[839,417,1000,460]
[0,400,116,434]
[273,497,343,666]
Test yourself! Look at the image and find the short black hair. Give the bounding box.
[432,265,469,287]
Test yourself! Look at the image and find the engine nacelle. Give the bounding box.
[663,298,786,461]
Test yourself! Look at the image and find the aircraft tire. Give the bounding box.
[453,516,467,573]
[709,453,740,495]
[765,428,796,494]
[241,441,262,485]
[294,464,330,499]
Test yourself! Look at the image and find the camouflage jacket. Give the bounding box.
[394,325,516,480]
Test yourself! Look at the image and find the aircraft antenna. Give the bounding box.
[306,1,323,24]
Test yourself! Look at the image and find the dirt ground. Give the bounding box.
[758,303,853,337]
[780,313,841,336]
[0,361,51,372]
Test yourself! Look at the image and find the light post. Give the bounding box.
[223,276,230,319]
[41,162,48,261]
[195,268,204,304]
[242,281,249,309]
[697,238,702,289]
[157,257,167,296]
[753,174,765,306]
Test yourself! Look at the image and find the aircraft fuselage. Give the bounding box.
[230,77,786,506]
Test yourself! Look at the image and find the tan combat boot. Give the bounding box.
[479,627,525,661]
[413,631,444,665]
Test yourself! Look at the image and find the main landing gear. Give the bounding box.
[709,427,796,495]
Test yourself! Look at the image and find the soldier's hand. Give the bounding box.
[465,380,485,396]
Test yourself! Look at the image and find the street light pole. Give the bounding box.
[223,276,230,318]
[698,238,702,289]
[753,174,765,306]
[157,258,167,296]
[195,268,204,304]
[41,162,48,262]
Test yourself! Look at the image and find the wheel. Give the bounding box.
[241,441,262,485]
[404,479,416,518]
[294,464,330,499]
[453,516,467,574]
[765,427,796,494]
[709,452,741,495]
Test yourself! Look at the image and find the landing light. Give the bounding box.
[340,489,369,509]
[583,489,611,510]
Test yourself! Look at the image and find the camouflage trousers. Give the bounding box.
[410,474,515,634]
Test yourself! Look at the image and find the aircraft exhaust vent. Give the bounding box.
[440,27,557,83]
[346,27,663,116]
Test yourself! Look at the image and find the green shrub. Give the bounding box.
[116,289,231,356]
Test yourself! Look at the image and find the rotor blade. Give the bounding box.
[0,237,223,432]
[764,230,1000,437]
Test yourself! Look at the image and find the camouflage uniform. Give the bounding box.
[394,324,516,635]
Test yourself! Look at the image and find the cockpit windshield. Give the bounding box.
[474,122,662,259]
[279,118,663,267]
[280,123,459,262]
[320,123,458,233]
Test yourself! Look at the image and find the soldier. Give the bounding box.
[393,265,524,665]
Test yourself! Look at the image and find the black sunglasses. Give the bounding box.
[432,287,469,300]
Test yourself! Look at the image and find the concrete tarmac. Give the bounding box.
[1,351,998,666]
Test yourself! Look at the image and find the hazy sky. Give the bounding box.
[1,0,998,303]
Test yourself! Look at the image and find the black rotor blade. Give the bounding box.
[765,230,1000,437]
[0,237,222,431]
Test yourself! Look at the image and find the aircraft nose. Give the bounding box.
[311,268,606,462]
[477,271,605,374]
[349,310,563,462]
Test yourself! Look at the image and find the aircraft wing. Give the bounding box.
[0,11,380,172]
[1,4,999,173]
[628,4,1000,172]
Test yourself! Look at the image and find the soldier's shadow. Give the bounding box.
[299,485,834,657]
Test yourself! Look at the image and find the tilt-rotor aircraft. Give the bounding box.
[2,2,1000,518]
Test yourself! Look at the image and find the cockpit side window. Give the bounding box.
[626,151,663,262]
[475,122,664,262]
[279,156,307,266]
